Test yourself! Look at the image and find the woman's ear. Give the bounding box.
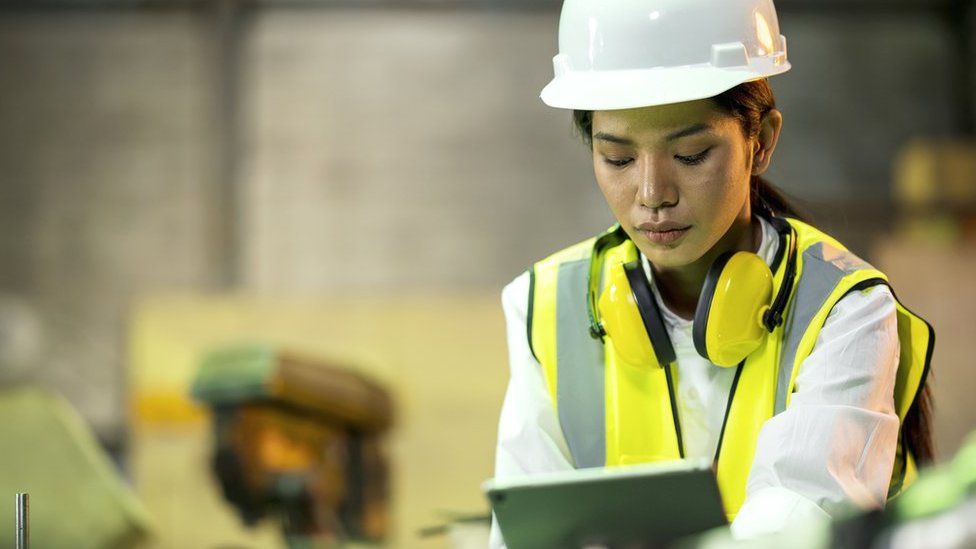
[751,109,783,176]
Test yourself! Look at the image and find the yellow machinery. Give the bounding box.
[192,344,393,547]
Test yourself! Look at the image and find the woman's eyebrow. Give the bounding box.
[665,123,712,142]
[593,132,633,145]
[593,123,713,146]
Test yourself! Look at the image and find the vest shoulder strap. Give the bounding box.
[777,219,883,412]
[528,233,601,401]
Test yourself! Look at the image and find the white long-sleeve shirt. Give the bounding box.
[490,217,900,547]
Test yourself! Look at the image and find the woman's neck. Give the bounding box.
[652,214,761,320]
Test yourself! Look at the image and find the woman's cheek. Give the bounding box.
[597,174,633,210]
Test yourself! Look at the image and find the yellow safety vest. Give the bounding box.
[527,218,933,520]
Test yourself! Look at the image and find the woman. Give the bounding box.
[491,0,933,546]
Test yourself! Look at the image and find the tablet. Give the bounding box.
[483,459,727,549]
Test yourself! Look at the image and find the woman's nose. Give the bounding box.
[637,158,678,210]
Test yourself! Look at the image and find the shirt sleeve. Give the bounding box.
[731,284,901,539]
[489,271,575,549]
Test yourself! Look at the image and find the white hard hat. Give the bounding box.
[541,0,791,110]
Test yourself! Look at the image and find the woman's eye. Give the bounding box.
[603,157,633,168]
[675,148,712,166]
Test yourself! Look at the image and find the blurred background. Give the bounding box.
[0,0,974,547]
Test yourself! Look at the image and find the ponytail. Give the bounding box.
[905,383,935,465]
[751,175,809,222]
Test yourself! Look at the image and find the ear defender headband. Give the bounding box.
[595,258,677,368]
[589,215,798,368]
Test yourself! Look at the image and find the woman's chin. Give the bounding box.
[639,245,700,269]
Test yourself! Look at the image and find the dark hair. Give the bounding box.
[905,383,935,465]
[572,79,935,466]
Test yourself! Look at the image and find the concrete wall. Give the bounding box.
[0,11,218,439]
[243,9,608,293]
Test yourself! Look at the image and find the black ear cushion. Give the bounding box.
[693,251,735,361]
[623,261,676,366]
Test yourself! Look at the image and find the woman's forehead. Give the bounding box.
[592,99,734,140]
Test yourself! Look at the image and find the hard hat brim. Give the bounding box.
[540,62,791,111]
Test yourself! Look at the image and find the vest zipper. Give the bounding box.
[664,362,685,459]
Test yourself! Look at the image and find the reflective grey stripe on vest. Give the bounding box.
[556,258,606,468]
[775,242,874,414]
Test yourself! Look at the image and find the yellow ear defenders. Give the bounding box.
[589,214,798,368]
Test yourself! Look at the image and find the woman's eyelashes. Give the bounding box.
[675,147,712,166]
[603,156,633,168]
[603,147,712,168]
[601,147,713,168]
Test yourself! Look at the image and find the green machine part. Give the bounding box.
[191,343,281,406]
[894,432,976,521]
[0,386,154,549]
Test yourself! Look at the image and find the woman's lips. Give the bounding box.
[638,226,691,245]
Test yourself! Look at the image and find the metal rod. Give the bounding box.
[15,493,28,549]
